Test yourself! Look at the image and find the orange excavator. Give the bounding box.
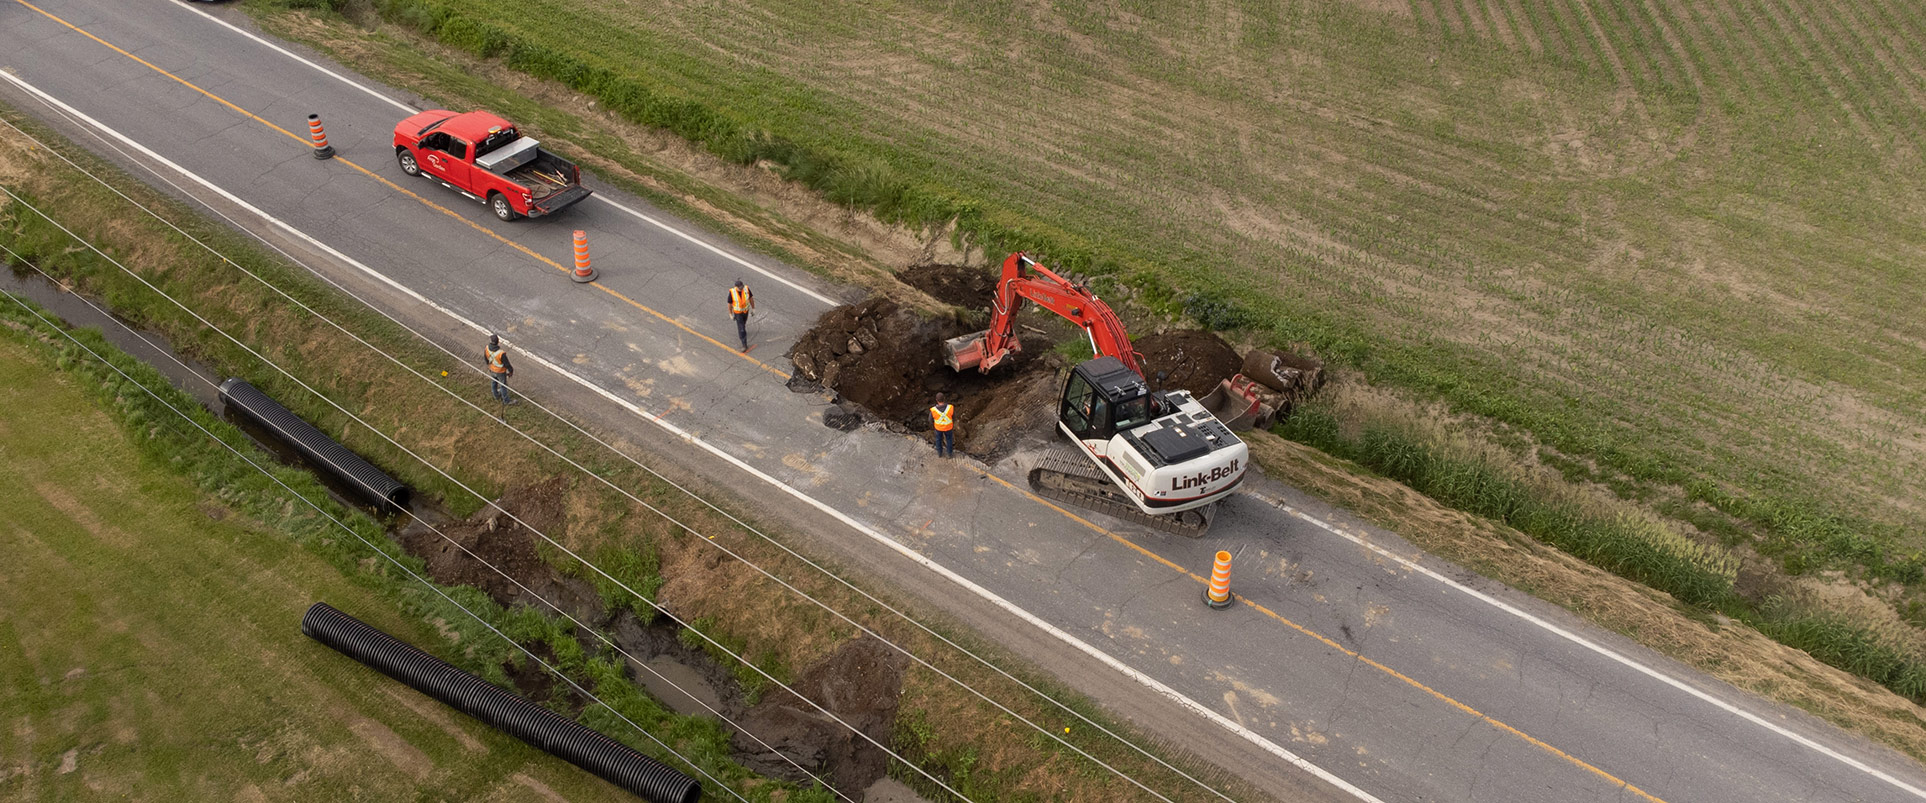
[946,253,1248,535]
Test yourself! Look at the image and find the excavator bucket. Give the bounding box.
[1199,374,1265,431]
[944,331,988,372]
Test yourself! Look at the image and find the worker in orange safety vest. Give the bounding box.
[728,279,756,352]
[929,392,955,458]
[484,333,516,407]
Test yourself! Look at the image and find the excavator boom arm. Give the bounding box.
[976,253,1143,376]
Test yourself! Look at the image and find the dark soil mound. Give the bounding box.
[736,637,907,792]
[1136,330,1243,398]
[788,297,1061,458]
[900,262,996,309]
[788,297,956,423]
[396,477,605,622]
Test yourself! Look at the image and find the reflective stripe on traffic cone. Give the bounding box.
[306,114,334,159]
[570,229,597,283]
[1205,550,1233,609]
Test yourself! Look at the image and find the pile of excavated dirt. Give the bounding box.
[1136,330,1244,398]
[789,297,955,423]
[900,262,996,309]
[733,636,907,791]
[397,477,605,622]
[788,296,1061,458]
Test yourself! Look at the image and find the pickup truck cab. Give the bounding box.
[392,110,592,221]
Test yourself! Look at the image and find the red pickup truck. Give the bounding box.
[392,110,592,221]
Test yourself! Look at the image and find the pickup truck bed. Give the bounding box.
[394,110,593,221]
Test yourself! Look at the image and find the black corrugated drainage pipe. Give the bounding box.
[217,378,409,511]
[301,602,702,803]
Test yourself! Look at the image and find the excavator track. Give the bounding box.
[1028,446,1211,537]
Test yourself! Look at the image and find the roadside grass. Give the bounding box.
[267,0,1926,597]
[0,100,1259,801]
[1279,383,1926,706]
[0,329,643,800]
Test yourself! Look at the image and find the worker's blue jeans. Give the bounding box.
[491,373,511,404]
[934,429,953,458]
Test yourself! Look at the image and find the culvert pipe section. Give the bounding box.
[217,378,409,511]
[301,602,702,803]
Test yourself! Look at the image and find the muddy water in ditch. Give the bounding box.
[1,267,223,409]
[4,265,433,519]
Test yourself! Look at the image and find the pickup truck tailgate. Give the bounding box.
[530,184,593,217]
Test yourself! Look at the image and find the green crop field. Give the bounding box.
[342,0,1926,585]
[0,336,620,801]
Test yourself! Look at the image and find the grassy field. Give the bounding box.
[319,0,1926,586]
[0,335,623,801]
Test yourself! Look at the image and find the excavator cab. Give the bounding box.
[1059,356,1154,441]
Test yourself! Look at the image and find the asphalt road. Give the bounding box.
[2,2,1923,801]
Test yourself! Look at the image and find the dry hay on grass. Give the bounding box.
[1243,430,1926,761]
[0,120,56,194]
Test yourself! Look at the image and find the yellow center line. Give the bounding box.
[968,466,1665,802]
[29,1,1660,797]
[16,0,788,381]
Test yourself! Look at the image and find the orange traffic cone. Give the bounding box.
[1205,550,1233,609]
[570,230,597,283]
[306,114,334,159]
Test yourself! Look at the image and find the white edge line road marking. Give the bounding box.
[168,0,843,310]
[57,10,1926,796]
[1244,490,1926,801]
[0,69,1386,803]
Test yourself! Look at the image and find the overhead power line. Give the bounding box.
[0,263,752,803]
[0,187,980,803]
[0,246,850,802]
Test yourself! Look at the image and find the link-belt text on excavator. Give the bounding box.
[1169,459,1241,492]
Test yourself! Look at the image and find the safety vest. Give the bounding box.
[486,346,508,374]
[930,404,954,431]
[730,286,752,314]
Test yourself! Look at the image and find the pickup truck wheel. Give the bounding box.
[490,193,521,222]
[396,149,420,177]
